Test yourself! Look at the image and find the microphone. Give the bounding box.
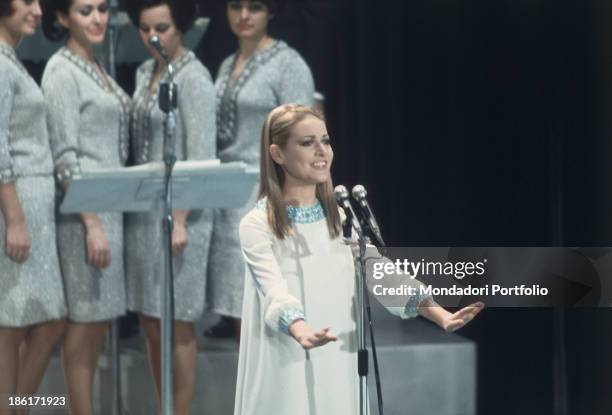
[334,185,361,238]
[351,185,385,246]
[148,35,169,62]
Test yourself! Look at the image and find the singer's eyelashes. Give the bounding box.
[298,136,331,147]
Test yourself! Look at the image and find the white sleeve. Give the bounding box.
[239,212,305,334]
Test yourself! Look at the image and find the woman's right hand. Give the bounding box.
[4,220,31,264]
[85,222,111,269]
[289,320,338,350]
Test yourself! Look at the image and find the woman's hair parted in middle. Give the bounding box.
[226,0,279,15]
[259,104,341,240]
[125,0,198,33]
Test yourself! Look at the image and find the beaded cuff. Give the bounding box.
[279,308,305,334]
[404,292,434,319]
[56,163,82,182]
[0,167,15,184]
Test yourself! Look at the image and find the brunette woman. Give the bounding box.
[125,0,216,413]
[0,1,66,412]
[41,0,130,412]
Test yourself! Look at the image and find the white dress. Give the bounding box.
[235,200,430,415]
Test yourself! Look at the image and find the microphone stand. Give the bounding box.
[356,228,370,415]
[340,203,373,415]
[346,191,387,415]
[105,3,124,414]
[157,52,178,415]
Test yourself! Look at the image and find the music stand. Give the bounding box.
[61,160,258,414]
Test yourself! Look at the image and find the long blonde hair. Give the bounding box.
[259,104,341,240]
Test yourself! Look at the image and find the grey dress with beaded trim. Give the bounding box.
[207,40,314,318]
[0,43,67,327]
[125,51,216,322]
[42,47,130,322]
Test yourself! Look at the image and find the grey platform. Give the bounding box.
[35,301,476,415]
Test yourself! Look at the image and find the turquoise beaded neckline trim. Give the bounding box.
[287,203,325,224]
[256,198,325,224]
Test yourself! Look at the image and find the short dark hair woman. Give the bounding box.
[124,0,216,413]
[41,0,131,412]
[126,0,197,33]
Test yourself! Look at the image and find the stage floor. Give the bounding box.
[34,301,476,415]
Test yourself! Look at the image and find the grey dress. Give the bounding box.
[0,43,66,327]
[207,40,314,317]
[42,47,130,322]
[125,51,216,322]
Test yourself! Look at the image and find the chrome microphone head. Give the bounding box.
[334,185,349,201]
[149,35,161,47]
[149,35,170,63]
[351,184,367,201]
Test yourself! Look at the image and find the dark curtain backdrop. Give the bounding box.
[333,2,612,415]
[335,0,611,248]
[20,1,611,414]
[332,2,612,415]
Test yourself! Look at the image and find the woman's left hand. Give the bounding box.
[172,222,188,256]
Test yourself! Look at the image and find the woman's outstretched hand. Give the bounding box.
[419,300,485,332]
[440,302,485,332]
[289,320,338,350]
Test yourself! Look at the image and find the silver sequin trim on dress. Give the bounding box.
[130,51,194,164]
[216,41,288,150]
[0,42,28,75]
[59,47,131,164]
